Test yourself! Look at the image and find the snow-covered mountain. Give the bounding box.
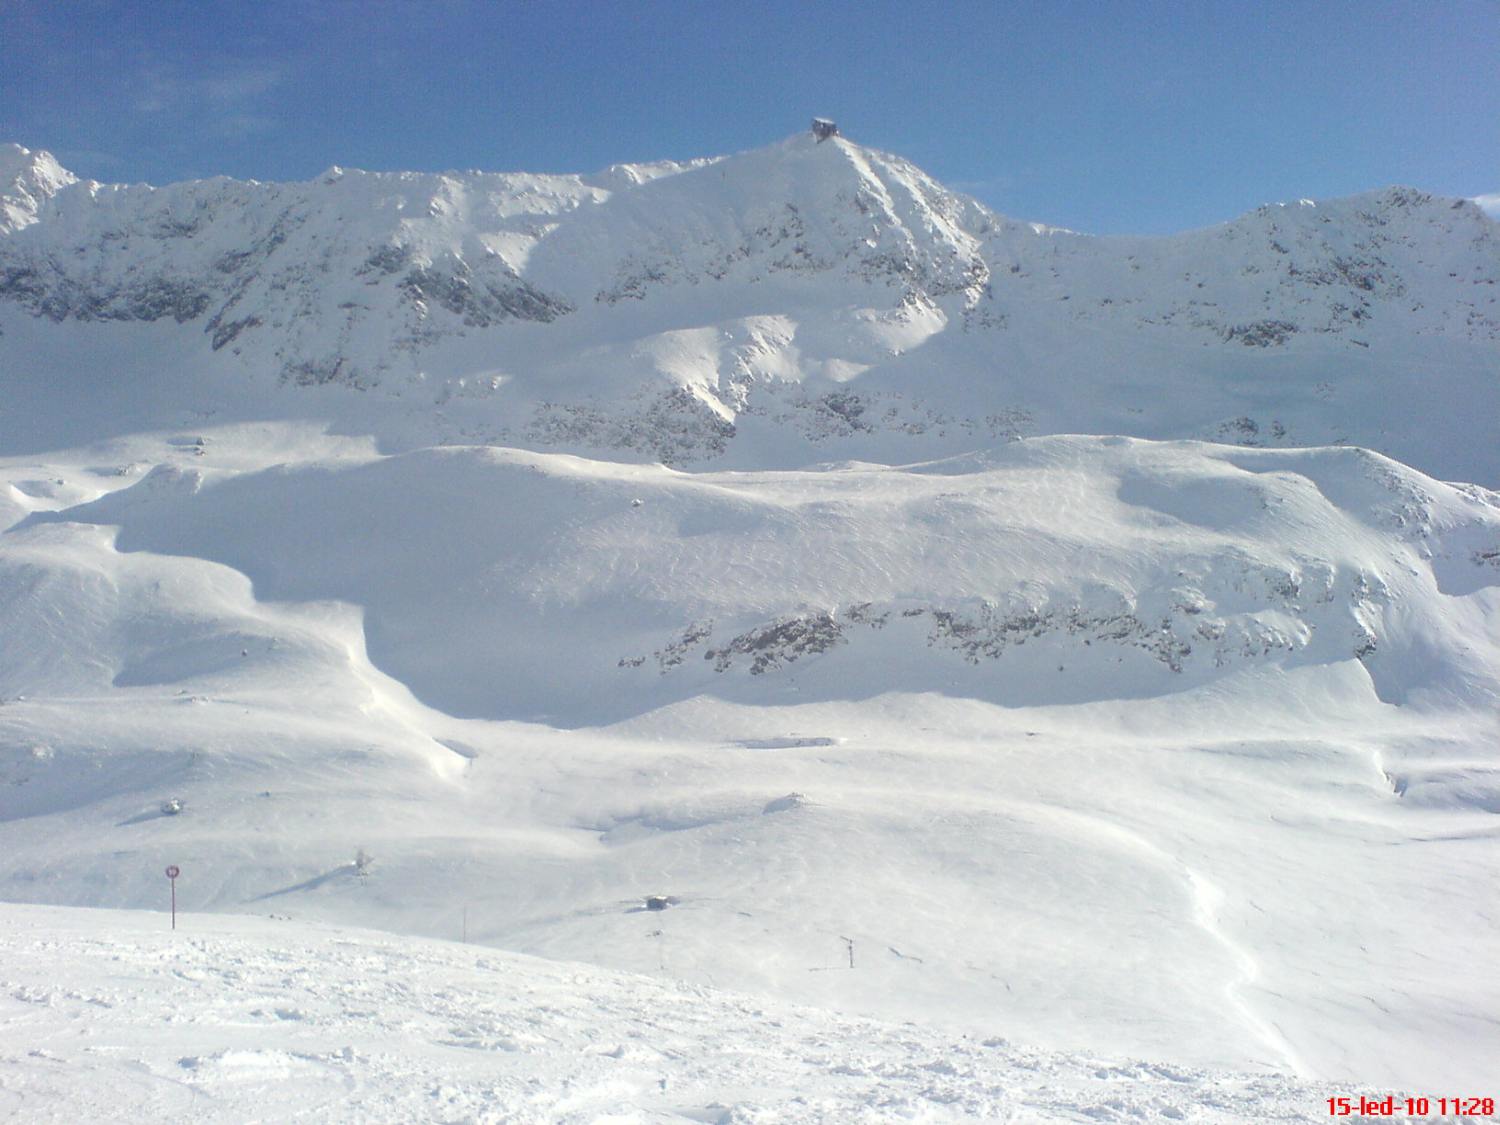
[3,136,1497,480]
[2,131,1498,1107]
[0,144,76,234]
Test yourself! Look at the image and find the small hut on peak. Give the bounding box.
[811,118,839,142]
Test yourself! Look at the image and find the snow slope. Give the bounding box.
[1,131,1498,1108]
[14,432,1500,724]
[1,423,1496,1091]
[1,904,1331,1123]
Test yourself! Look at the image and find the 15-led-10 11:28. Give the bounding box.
[1327,1095,1496,1116]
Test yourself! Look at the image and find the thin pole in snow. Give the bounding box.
[165,865,180,930]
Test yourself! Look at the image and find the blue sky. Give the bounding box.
[2,0,1496,234]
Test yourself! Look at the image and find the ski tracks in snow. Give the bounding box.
[1036,803,1310,1078]
[1178,868,1310,1078]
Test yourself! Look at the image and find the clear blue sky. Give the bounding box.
[3,0,1496,234]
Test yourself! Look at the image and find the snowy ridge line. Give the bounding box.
[0,903,1331,1123]
[2,134,1498,483]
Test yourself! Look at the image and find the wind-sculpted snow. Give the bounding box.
[2,137,1497,481]
[27,435,1497,724]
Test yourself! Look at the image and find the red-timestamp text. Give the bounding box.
[1328,1095,1495,1117]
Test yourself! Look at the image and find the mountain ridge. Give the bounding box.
[3,133,1497,481]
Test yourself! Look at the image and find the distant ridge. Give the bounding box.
[2,135,1497,481]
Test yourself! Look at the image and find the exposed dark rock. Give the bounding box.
[362,244,411,276]
[1223,320,1298,347]
[207,314,263,351]
[527,388,735,466]
[401,266,573,325]
[705,612,845,674]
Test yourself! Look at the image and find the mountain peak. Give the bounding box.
[0,143,78,234]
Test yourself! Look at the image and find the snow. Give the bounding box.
[1,137,1496,481]
[1,132,1498,1115]
[21,433,1498,722]
[1,903,1336,1123]
[1,422,1496,1096]
[0,144,77,234]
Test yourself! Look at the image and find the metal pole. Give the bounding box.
[165,865,180,930]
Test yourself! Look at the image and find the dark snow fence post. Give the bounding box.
[841,935,855,969]
[165,865,180,929]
